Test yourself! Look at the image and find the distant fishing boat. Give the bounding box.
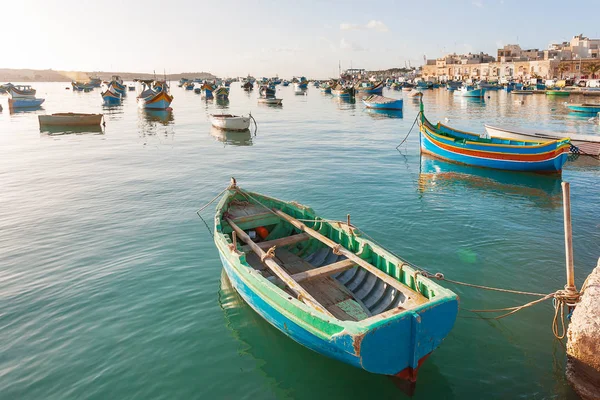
[212,179,458,382]
[511,89,534,95]
[484,124,600,157]
[566,103,600,113]
[331,85,354,97]
[71,81,94,91]
[362,94,403,110]
[101,88,121,105]
[178,78,190,87]
[242,81,254,91]
[258,98,282,105]
[446,81,462,91]
[38,113,104,127]
[320,85,332,94]
[419,103,570,172]
[546,90,570,97]
[201,82,215,99]
[214,86,230,100]
[210,114,252,131]
[293,76,308,90]
[106,76,126,96]
[184,81,195,91]
[282,80,290,87]
[259,85,276,98]
[128,85,136,91]
[137,80,173,110]
[454,86,485,98]
[8,85,36,98]
[355,81,384,95]
[8,97,45,108]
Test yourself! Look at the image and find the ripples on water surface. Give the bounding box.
[1,83,599,399]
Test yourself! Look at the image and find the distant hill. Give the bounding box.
[0,68,217,82]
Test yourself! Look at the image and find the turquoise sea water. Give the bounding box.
[1,83,599,400]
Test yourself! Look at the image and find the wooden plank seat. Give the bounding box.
[240,233,310,252]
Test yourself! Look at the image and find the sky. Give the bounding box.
[3,0,600,78]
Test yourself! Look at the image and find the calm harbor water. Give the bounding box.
[1,83,599,400]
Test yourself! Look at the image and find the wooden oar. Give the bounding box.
[226,217,335,318]
[272,209,428,310]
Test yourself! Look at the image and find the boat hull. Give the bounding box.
[38,113,103,126]
[362,98,403,110]
[210,116,250,131]
[566,104,600,113]
[420,124,569,172]
[455,88,485,98]
[101,91,121,105]
[137,91,173,110]
[214,193,458,381]
[484,125,600,157]
[8,98,45,108]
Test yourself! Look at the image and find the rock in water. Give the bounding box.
[566,258,600,400]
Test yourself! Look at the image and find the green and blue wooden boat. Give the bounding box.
[566,103,600,113]
[213,179,458,381]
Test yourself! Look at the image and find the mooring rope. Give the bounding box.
[396,111,420,150]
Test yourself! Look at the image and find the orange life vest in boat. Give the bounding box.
[255,226,269,240]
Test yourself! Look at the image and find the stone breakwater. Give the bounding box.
[567,258,600,400]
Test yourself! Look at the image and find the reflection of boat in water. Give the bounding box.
[365,108,403,119]
[418,154,562,209]
[141,109,174,125]
[40,125,104,136]
[210,126,253,146]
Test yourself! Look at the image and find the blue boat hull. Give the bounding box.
[363,99,403,110]
[9,98,45,108]
[102,92,121,105]
[203,90,214,99]
[358,87,384,95]
[218,249,457,378]
[566,105,600,113]
[420,132,568,172]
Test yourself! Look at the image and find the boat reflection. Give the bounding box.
[217,270,448,398]
[365,108,403,119]
[141,109,174,126]
[215,98,230,109]
[210,126,253,146]
[418,154,562,209]
[565,153,600,171]
[40,125,104,136]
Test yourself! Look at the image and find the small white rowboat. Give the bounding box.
[38,113,104,127]
[258,98,282,105]
[210,114,251,131]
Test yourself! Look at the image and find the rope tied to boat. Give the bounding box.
[261,246,276,262]
[396,111,421,150]
[332,244,343,256]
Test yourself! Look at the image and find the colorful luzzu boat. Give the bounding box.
[201,82,215,99]
[137,81,173,110]
[214,86,230,100]
[362,94,403,110]
[101,88,121,105]
[355,81,384,95]
[211,179,458,382]
[418,103,570,173]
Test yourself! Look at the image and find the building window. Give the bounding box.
[576,65,580,70]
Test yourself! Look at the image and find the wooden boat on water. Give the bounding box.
[38,113,104,127]
[484,124,600,157]
[8,85,36,98]
[362,94,403,110]
[258,97,282,105]
[8,97,45,108]
[565,103,600,113]
[419,103,571,172]
[201,82,216,99]
[213,179,458,381]
[101,88,121,105]
[72,81,94,91]
[511,89,534,95]
[546,90,570,96]
[210,114,251,131]
[355,81,384,95]
[137,80,173,110]
[331,84,355,97]
[259,85,276,98]
[242,81,254,91]
[453,86,485,98]
[214,86,230,100]
[320,85,332,94]
[184,81,195,91]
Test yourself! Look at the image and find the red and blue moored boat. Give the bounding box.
[418,103,570,173]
